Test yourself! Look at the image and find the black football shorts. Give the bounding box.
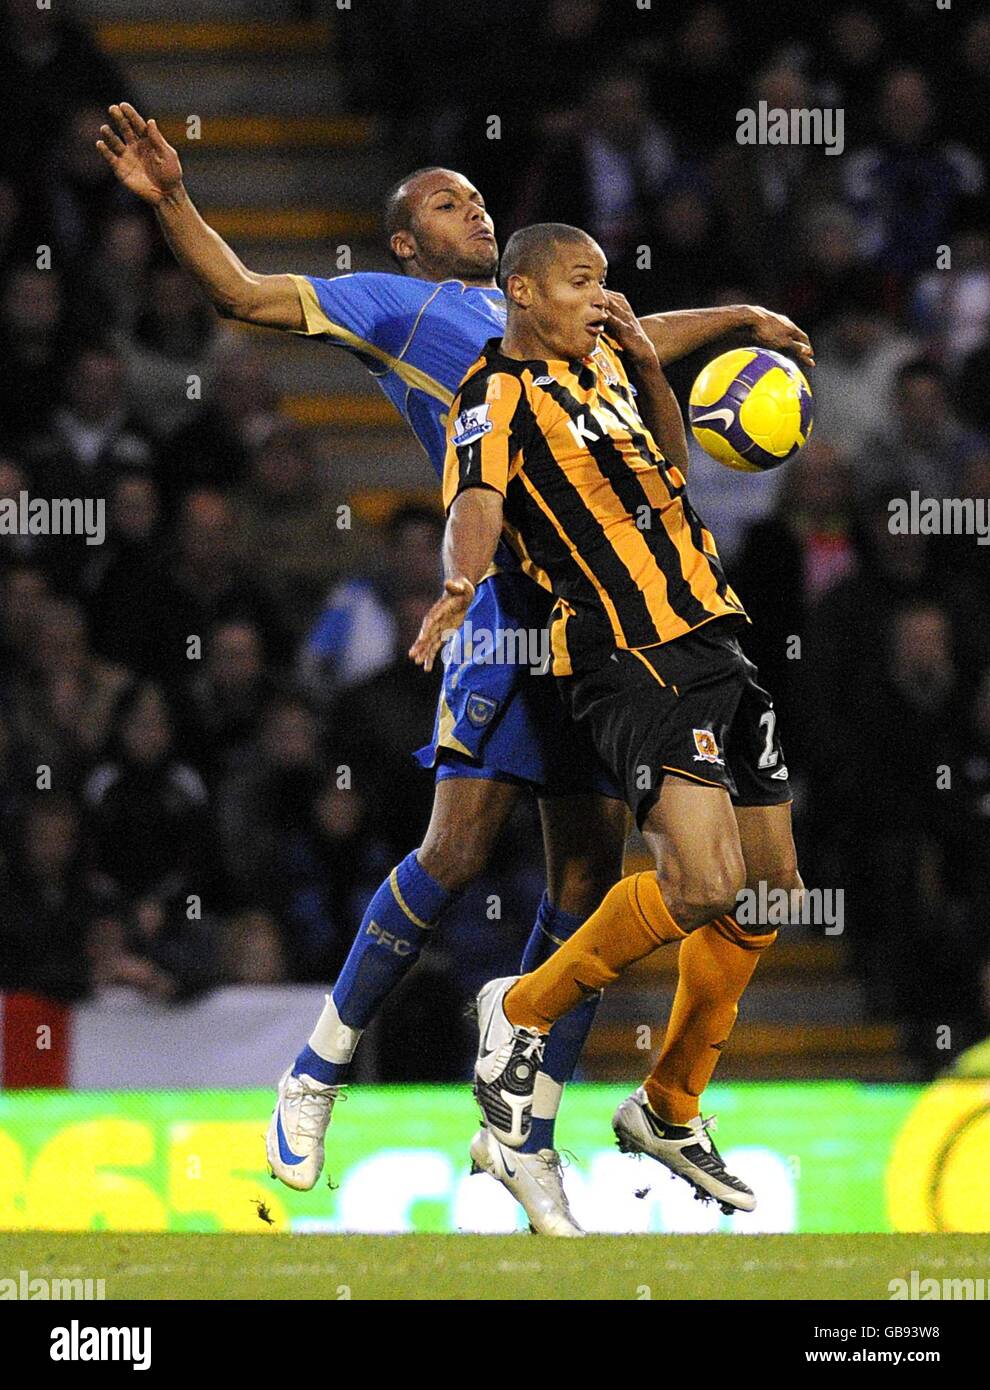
[558,616,792,827]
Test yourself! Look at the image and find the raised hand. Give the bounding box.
[96,102,183,205]
[605,290,659,370]
[746,305,815,369]
[408,577,476,673]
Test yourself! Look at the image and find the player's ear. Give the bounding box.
[390,229,417,265]
[506,273,532,308]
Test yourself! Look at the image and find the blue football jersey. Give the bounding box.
[290,271,507,477]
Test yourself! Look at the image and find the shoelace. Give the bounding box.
[697,1114,718,1146]
[291,1083,344,1141]
[532,1151,574,1210]
[516,1031,546,1063]
[700,1114,734,1169]
[685,1116,721,1167]
[689,1115,748,1189]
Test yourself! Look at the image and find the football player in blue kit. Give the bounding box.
[98,102,813,1234]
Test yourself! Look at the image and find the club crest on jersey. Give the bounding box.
[466,694,498,727]
[452,404,493,447]
[692,728,723,764]
[592,347,620,387]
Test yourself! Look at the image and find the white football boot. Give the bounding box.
[612,1087,756,1214]
[474,976,546,1148]
[469,1128,584,1237]
[266,1068,344,1191]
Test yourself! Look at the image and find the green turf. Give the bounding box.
[4,1233,989,1300]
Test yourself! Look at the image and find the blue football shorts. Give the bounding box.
[414,568,621,799]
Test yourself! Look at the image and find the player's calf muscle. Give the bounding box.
[735,802,801,895]
[540,796,627,917]
[548,862,619,920]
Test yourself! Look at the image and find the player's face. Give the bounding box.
[528,241,610,360]
[402,171,498,281]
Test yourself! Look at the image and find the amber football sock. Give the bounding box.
[504,872,686,1033]
[643,914,776,1126]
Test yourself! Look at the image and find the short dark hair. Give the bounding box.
[498,223,596,293]
[382,167,448,269]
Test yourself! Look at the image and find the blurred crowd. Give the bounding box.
[2,1,990,1075]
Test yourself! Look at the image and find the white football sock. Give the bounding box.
[307,994,362,1066]
[531,1071,563,1122]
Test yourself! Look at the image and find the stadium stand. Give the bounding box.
[2,0,989,1087]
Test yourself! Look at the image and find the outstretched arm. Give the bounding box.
[409,489,503,672]
[639,304,814,369]
[97,102,303,330]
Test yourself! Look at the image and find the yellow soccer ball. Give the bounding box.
[689,347,813,472]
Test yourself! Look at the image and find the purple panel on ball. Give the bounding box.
[734,354,773,392]
[702,354,808,470]
[723,412,754,457]
[742,441,780,470]
[799,382,814,436]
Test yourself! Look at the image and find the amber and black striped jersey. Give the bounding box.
[442,334,748,675]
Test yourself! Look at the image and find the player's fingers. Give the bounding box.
[95,140,117,168]
[408,628,440,671]
[605,292,633,322]
[99,124,126,156]
[604,308,632,334]
[109,104,137,143]
[409,602,450,663]
[119,101,148,137]
[147,118,170,151]
[789,331,815,367]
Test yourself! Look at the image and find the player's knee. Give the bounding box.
[781,864,804,898]
[753,860,804,898]
[417,822,492,892]
[657,848,746,933]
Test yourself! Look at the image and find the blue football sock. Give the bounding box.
[517,892,600,1154]
[292,852,452,1084]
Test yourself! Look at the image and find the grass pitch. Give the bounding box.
[5,1233,988,1300]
